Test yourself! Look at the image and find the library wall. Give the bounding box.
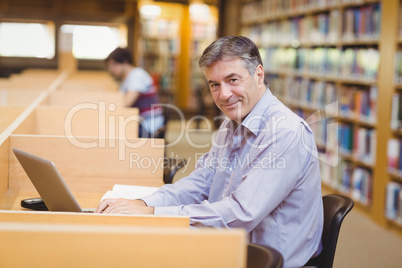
[239,0,402,235]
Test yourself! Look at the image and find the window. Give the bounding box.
[0,22,55,58]
[60,24,127,60]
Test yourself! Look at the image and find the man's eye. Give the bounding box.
[210,84,219,90]
[229,79,238,83]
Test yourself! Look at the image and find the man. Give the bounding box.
[97,36,323,267]
[105,47,164,138]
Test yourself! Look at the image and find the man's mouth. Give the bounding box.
[221,99,242,108]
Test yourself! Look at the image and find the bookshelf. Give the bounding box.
[188,4,218,113]
[138,17,180,104]
[385,0,402,233]
[239,0,400,233]
[136,2,218,112]
[137,2,185,106]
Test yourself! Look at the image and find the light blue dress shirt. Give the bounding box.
[142,89,323,267]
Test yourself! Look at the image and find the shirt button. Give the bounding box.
[228,167,233,172]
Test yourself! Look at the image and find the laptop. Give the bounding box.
[13,148,93,213]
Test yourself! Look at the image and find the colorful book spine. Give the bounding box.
[385,182,402,221]
[351,167,372,205]
[352,127,376,165]
[339,160,353,193]
[261,46,379,82]
[390,93,402,130]
[386,138,402,176]
[339,123,353,155]
[394,50,402,84]
[342,3,381,42]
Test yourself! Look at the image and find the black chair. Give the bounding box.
[149,104,186,184]
[152,104,172,139]
[247,243,283,268]
[163,157,187,184]
[304,194,354,268]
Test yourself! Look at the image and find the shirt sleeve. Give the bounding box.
[144,123,318,232]
[121,68,152,93]
[141,152,215,207]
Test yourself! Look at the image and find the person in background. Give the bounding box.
[105,47,164,138]
[98,36,323,267]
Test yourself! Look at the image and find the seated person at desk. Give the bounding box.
[97,36,323,267]
[105,47,164,138]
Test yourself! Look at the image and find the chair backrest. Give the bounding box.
[247,243,283,268]
[305,194,354,268]
[152,105,170,139]
[163,157,187,184]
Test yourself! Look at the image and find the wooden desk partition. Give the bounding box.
[0,223,247,268]
[14,105,139,138]
[1,70,63,89]
[0,107,25,134]
[1,134,165,210]
[0,89,44,106]
[43,90,124,107]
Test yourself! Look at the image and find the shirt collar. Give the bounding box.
[241,88,274,136]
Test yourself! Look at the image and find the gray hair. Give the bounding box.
[199,36,263,76]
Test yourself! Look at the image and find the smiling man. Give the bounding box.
[97,36,323,267]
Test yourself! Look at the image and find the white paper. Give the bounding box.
[100,184,159,201]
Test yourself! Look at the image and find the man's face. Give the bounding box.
[107,59,125,81]
[204,58,266,124]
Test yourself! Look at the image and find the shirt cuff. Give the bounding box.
[140,193,164,207]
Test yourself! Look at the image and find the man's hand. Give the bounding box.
[95,198,155,215]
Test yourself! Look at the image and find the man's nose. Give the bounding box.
[219,83,232,100]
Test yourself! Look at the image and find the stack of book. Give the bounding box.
[339,85,378,124]
[352,127,376,165]
[351,167,372,205]
[385,182,402,223]
[338,160,353,193]
[263,47,379,82]
[387,138,402,176]
[342,3,381,42]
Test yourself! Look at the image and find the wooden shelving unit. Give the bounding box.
[188,4,218,113]
[137,2,184,106]
[382,0,402,234]
[239,0,400,234]
[136,2,218,112]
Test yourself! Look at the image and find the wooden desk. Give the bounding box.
[0,223,247,268]
[0,210,189,227]
[1,134,165,210]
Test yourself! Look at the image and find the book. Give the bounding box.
[391,93,400,129]
[100,184,159,202]
[385,182,401,220]
[387,139,400,170]
[398,190,402,224]
[351,167,372,205]
[398,141,402,174]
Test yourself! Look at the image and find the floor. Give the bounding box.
[165,120,402,267]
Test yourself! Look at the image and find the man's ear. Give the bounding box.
[255,65,264,85]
